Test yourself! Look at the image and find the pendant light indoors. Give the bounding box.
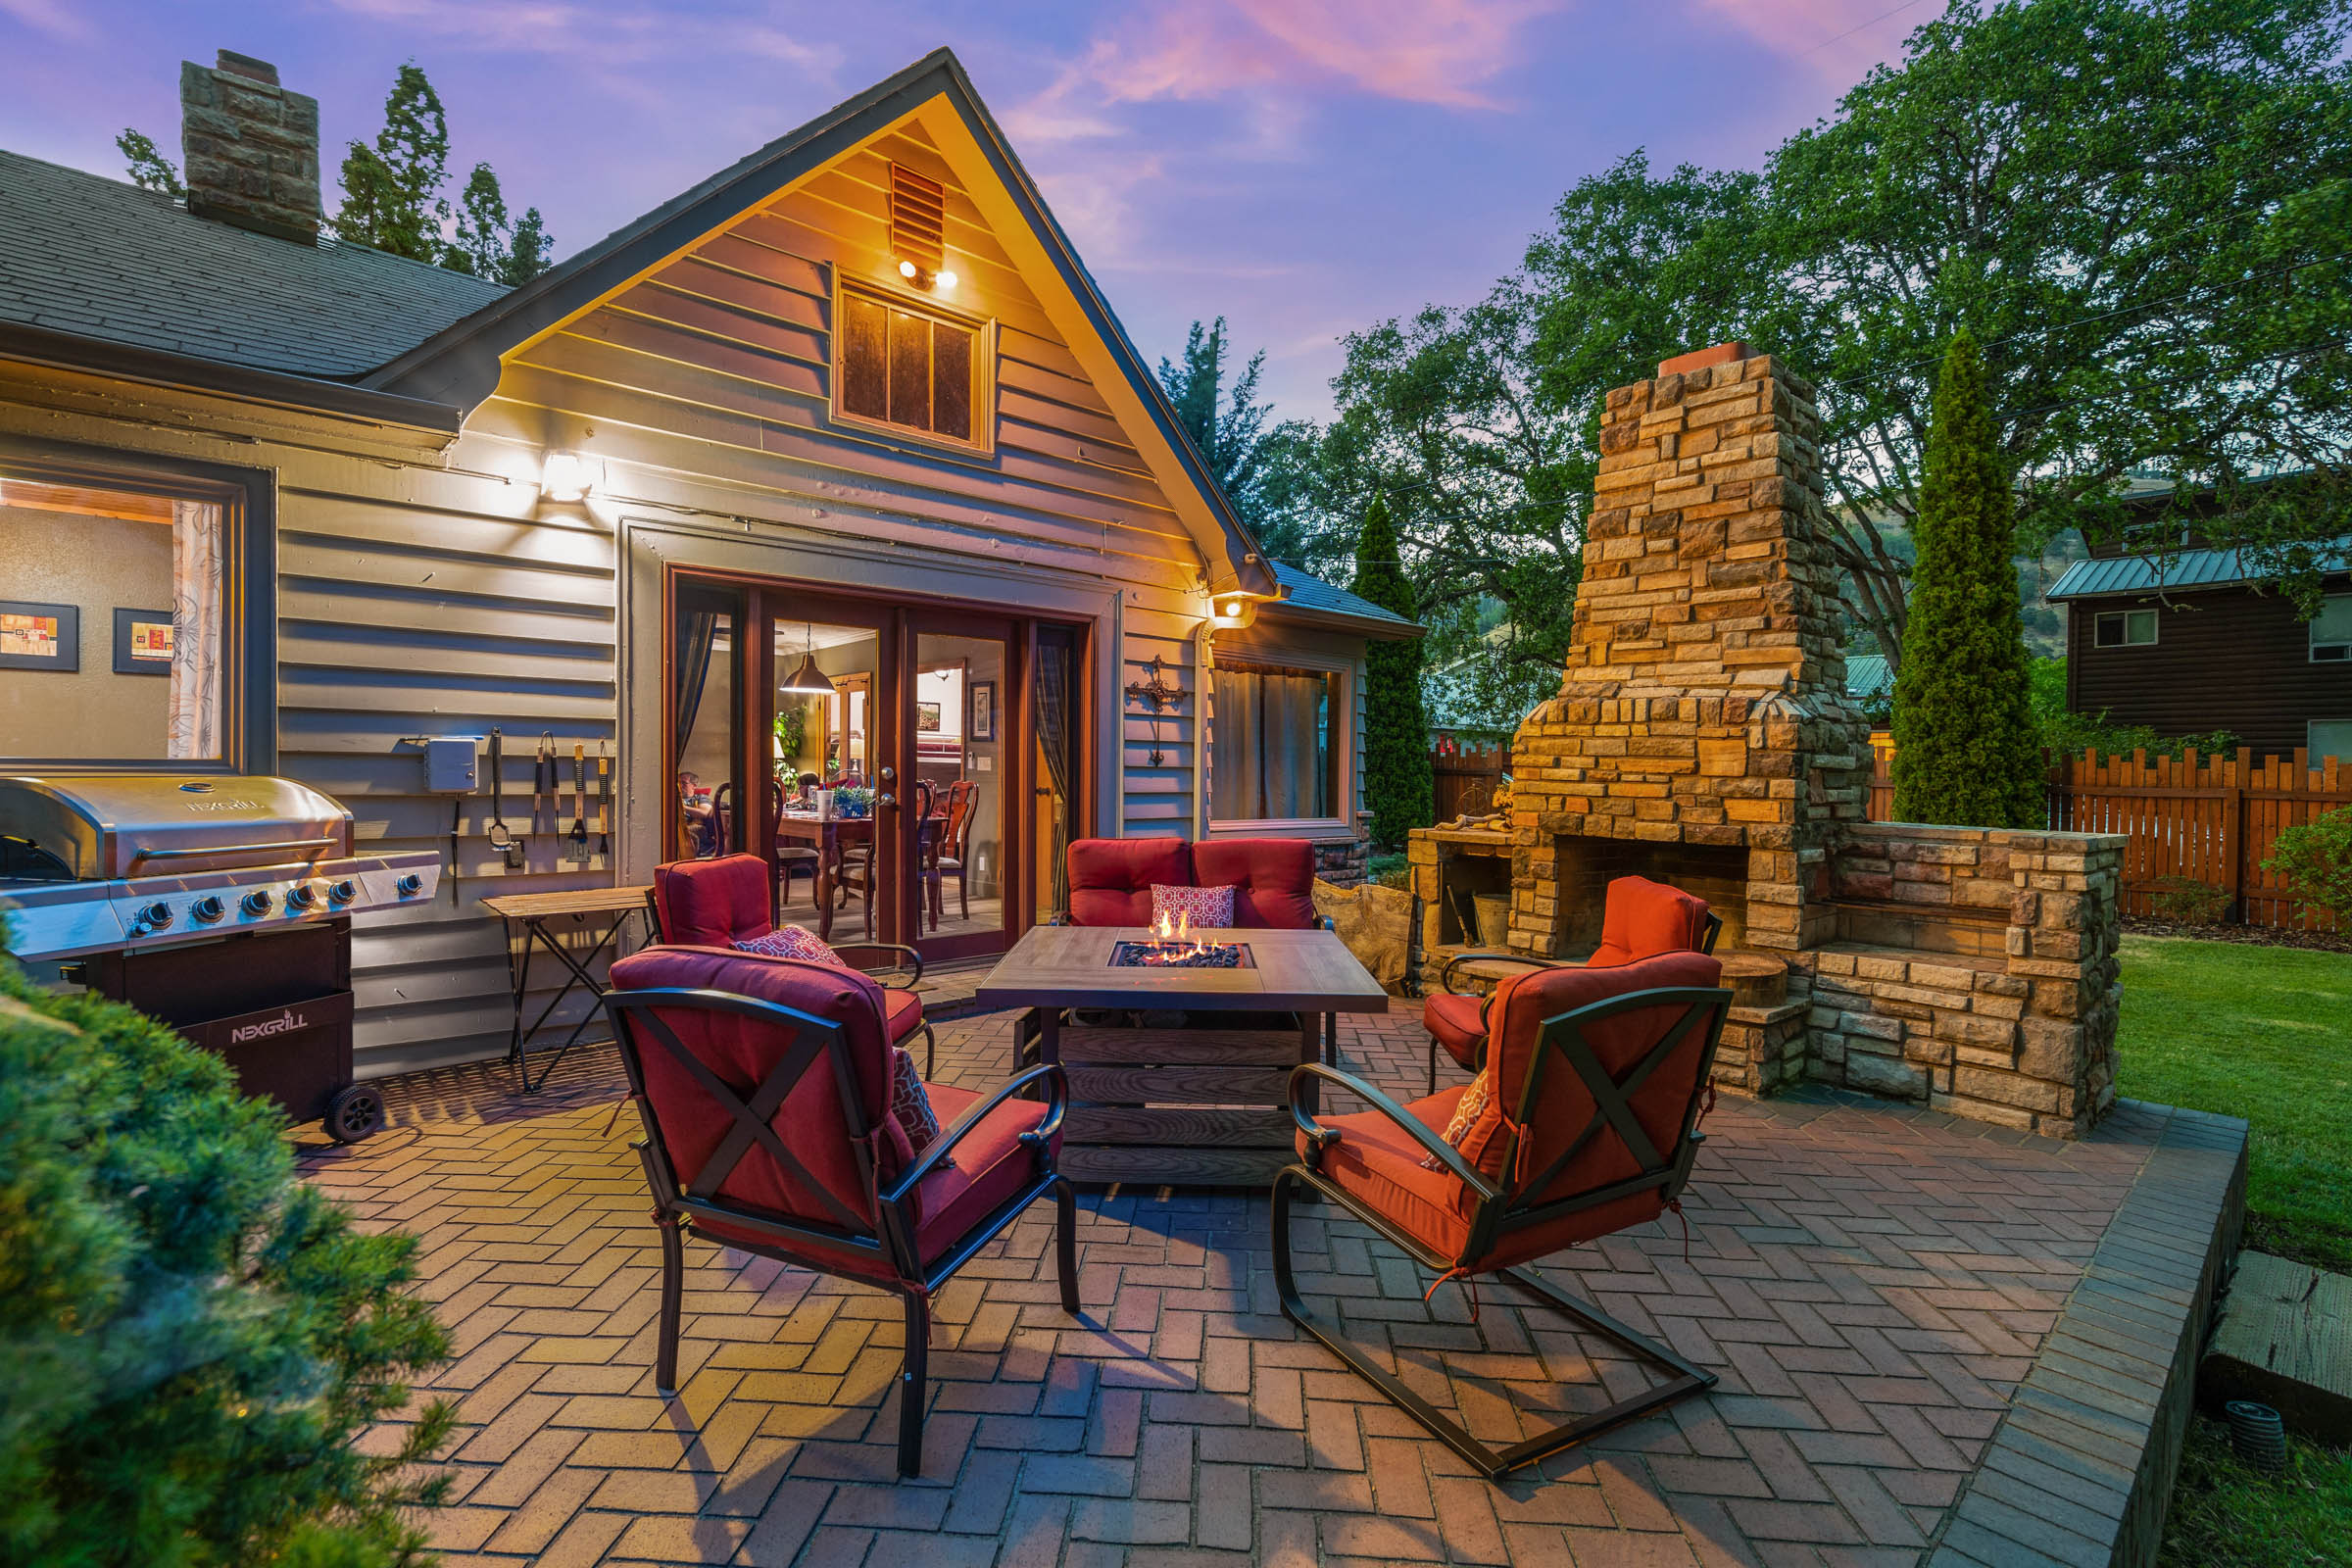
[779,623,833,696]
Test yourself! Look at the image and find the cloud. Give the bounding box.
[0,0,91,39]
[319,0,840,80]
[1691,0,1940,74]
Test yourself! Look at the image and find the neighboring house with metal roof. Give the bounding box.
[0,46,1417,1077]
[2045,538,2352,760]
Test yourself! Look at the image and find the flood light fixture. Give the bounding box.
[541,451,599,502]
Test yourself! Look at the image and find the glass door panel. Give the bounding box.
[670,579,744,860]
[764,602,889,944]
[911,626,1014,958]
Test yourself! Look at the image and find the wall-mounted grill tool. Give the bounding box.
[564,742,591,865]
[533,733,557,858]
[596,741,612,858]
[484,728,523,870]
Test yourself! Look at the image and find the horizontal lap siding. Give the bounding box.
[2068,587,2352,757]
[276,482,619,1075]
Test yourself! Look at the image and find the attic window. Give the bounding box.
[833,279,992,451]
[890,164,946,276]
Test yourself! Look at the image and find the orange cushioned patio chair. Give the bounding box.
[652,853,939,1075]
[1422,873,1720,1093]
[604,945,1078,1477]
[1280,949,1733,1480]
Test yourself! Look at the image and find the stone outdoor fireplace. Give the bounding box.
[1414,344,2126,1138]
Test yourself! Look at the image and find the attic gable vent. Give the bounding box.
[889,163,946,276]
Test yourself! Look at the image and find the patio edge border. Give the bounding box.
[1924,1098,2248,1568]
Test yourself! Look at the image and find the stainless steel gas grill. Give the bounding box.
[0,774,441,1140]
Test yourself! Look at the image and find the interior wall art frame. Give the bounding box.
[113,607,172,676]
[0,601,78,672]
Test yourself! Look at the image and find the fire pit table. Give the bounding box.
[975,923,1389,1185]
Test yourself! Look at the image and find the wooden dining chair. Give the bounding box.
[932,779,977,924]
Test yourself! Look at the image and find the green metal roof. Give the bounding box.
[1266,561,1420,637]
[1846,653,1893,700]
[2046,541,2352,601]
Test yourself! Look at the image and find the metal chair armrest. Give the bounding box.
[1440,951,1572,995]
[833,942,925,986]
[1285,1061,1501,1203]
[882,1061,1067,1200]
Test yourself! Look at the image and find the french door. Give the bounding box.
[666,570,1073,961]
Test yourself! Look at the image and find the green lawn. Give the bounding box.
[2117,935,2352,1568]
[2117,934,2352,1273]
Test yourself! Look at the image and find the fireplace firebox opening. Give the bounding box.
[1550,836,1751,955]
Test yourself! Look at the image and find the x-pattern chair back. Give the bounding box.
[607,986,887,1256]
[1470,985,1732,1274]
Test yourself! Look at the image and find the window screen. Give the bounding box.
[2093,610,2157,648]
[1209,663,1338,821]
[2310,595,2352,662]
[2311,719,2352,761]
[835,284,981,445]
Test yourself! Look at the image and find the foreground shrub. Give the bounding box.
[2266,806,2352,925]
[0,962,452,1567]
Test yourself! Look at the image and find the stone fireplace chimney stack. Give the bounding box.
[1508,344,1871,957]
[179,51,322,245]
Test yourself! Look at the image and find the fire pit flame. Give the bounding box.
[1112,913,1244,969]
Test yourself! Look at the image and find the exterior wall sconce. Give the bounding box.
[1209,593,1259,630]
[896,259,957,292]
[541,451,600,502]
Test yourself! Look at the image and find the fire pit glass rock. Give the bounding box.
[1110,939,1245,969]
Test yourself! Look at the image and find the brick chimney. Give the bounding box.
[179,50,321,244]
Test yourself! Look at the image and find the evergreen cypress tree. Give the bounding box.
[1351,493,1433,846]
[1889,332,2043,826]
[334,64,452,262]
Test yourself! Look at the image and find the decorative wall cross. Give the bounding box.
[1123,655,1185,766]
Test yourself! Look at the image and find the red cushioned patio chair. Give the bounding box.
[1422,874,1720,1093]
[604,946,1077,1477]
[651,854,938,1075]
[1279,950,1732,1480]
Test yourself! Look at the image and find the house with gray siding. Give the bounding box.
[0,47,1417,1076]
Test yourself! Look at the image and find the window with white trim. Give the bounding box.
[1209,661,1341,824]
[2093,609,2158,649]
[2310,594,2352,663]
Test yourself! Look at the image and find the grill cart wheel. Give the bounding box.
[325,1083,384,1143]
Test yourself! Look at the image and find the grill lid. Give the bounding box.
[0,775,354,881]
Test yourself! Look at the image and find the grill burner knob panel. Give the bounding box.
[286,884,318,912]
[242,890,274,917]
[191,895,225,924]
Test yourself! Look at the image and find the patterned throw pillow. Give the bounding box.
[889,1046,952,1168]
[732,925,848,968]
[1150,882,1235,929]
[1421,1067,1495,1172]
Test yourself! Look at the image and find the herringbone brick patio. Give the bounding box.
[305,999,2165,1567]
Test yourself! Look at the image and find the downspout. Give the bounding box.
[1194,613,1216,841]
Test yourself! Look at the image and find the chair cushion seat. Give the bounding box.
[1421,993,1487,1070]
[882,988,924,1045]
[1300,1084,1477,1262]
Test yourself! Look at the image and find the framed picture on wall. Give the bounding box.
[916,700,943,733]
[113,608,174,675]
[969,679,996,741]
[0,601,78,672]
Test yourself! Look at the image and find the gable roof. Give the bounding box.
[1263,561,1420,639]
[0,148,498,430]
[2046,539,2352,601]
[364,47,1277,599]
[1846,652,1893,701]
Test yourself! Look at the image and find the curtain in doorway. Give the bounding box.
[672,609,721,773]
[167,498,223,761]
[1035,640,1074,910]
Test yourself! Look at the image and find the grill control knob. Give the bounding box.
[191,896,225,924]
[139,902,172,929]
[328,879,359,906]
[285,884,319,912]
[396,874,423,897]
[241,889,274,917]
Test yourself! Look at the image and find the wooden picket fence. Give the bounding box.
[1431,743,1510,820]
[1868,746,2351,930]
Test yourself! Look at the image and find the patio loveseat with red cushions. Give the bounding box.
[1061,835,1326,929]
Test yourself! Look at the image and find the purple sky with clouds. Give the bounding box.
[1,0,1938,419]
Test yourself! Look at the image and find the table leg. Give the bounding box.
[1297,1012,1321,1118]
[514,909,633,1093]
[815,845,834,942]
